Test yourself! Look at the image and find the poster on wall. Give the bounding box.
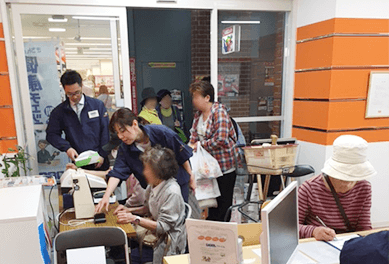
[221,25,241,55]
[24,41,69,179]
[218,74,239,97]
[365,71,389,118]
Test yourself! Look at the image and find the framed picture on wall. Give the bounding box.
[365,71,389,118]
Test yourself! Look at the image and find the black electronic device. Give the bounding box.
[94,213,106,224]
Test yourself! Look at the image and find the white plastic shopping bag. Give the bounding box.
[190,142,223,180]
[195,178,221,201]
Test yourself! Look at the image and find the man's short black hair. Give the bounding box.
[60,70,82,88]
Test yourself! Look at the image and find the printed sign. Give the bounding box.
[24,41,69,179]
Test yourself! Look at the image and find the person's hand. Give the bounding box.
[66,148,78,161]
[95,195,110,213]
[189,173,196,194]
[189,142,198,152]
[312,226,336,241]
[114,204,130,215]
[116,211,135,224]
[174,120,180,127]
[66,163,77,170]
[95,156,104,169]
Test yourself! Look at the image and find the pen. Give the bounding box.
[316,216,338,241]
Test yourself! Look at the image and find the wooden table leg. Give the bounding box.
[263,175,271,200]
[256,174,264,201]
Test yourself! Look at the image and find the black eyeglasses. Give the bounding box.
[66,90,82,97]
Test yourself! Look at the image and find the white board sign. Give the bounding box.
[365,71,389,118]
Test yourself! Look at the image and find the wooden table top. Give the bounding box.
[163,227,389,264]
[59,203,136,237]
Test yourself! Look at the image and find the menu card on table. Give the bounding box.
[186,219,240,264]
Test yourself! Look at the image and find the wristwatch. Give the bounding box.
[133,216,141,225]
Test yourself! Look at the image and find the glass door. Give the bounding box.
[212,10,289,143]
[10,4,130,176]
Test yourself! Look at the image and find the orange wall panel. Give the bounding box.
[329,70,376,99]
[295,38,334,70]
[0,108,17,137]
[293,127,389,146]
[294,71,331,99]
[0,76,12,105]
[332,37,389,66]
[293,101,330,129]
[328,101,389,130]
[295,70,378,100]
[297,18,389,41]
[0,23,4,38]
[334,18,389,34]
[292,127,328,145]
[0,139,18,154]
[0,42,8,72]
[297,19,335,41]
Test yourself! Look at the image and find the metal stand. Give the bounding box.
[224,174,263,223]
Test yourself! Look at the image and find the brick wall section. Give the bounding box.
[270,13,285,135]
[190,11,285,142]
[191,10,211,81]
[0,23,18,153]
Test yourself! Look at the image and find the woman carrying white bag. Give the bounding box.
[189,80,238,222]
[190,142,223,209]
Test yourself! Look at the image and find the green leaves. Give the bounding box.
[0,146,32,177]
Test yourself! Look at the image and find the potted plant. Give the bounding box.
[0,146,33,177]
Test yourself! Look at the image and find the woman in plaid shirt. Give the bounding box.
[189,80,238,221]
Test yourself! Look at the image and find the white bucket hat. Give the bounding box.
[321,135,377,181]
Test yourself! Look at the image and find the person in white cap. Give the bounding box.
[298,135,377,241]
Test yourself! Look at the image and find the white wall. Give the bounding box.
[297,140,389,228]
[100,60,113,75]
[296,0,389,28]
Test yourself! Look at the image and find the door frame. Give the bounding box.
[10,4,131,174]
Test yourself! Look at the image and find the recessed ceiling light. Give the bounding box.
[49,28,66,32]
[48,15,68,23]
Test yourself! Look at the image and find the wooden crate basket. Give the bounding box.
[243,144,298,175]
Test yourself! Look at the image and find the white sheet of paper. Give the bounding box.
[295,241,340,263]
[186,219,239,264]
[251,248,261,258]
[327,234,360,250]
[66,246,106,264]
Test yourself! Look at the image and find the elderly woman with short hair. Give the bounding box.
[299,135,377,241]
[114,145,187,264]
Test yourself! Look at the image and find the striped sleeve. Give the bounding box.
[298,180,317,238]
[298,175,372,239]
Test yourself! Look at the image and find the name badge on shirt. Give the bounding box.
[88,110,99,119]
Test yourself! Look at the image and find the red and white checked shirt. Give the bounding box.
[298,174,372,239]
[189,102,237,173]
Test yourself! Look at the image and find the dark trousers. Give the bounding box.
[207,170,237,222]
[179,181,189,203]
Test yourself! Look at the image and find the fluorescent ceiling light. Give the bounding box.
[23,36,51,39]
[48,18,68,23]
[49,28,66,32]
[65,52,78,54]
[76,37,112,40]
[72,16,118,21]
[221,21,260,24]
[65,48,77,50]
[89,48,112,50]
[83,52,112,54]
[65,43,111,46]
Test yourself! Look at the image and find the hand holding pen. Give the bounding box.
[313,216,338,241]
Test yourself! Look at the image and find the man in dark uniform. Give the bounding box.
[46,70,110,171]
